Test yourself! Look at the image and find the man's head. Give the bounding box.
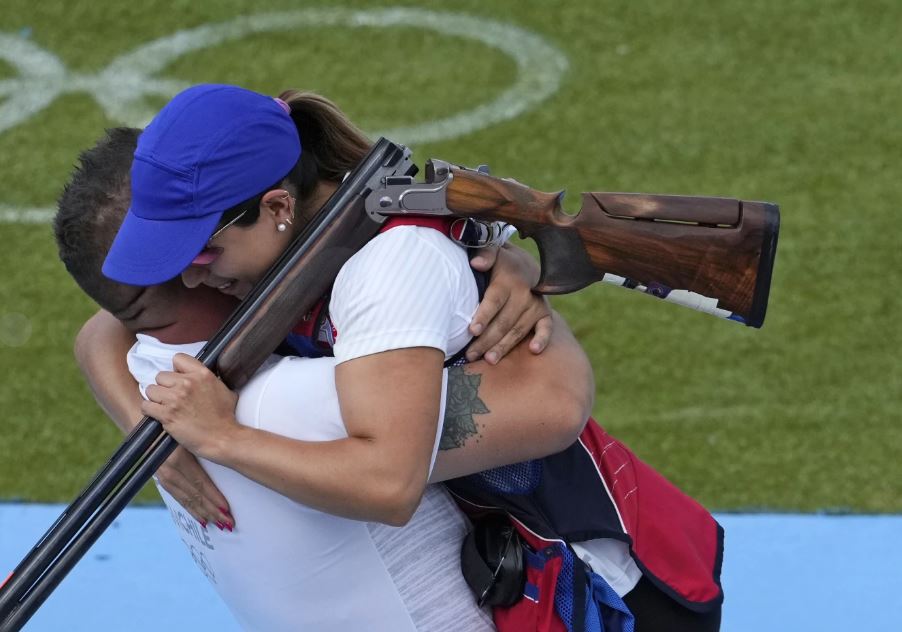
[55,127,141,314]
[54,127,237,338]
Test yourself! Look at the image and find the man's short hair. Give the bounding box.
[54,127,141,311]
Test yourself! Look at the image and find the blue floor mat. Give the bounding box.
[1,505,900,631]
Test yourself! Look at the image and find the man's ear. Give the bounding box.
[260,189,294,224]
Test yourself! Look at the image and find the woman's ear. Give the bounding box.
[260,189,294,224]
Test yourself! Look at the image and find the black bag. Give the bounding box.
[460,514,526,607]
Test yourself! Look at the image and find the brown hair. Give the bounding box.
[280,89,372,183]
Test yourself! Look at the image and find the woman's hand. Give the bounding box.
[467,243,553,364]
[76,311,233,529]
[156,446,234,531]
[142,353,241,463]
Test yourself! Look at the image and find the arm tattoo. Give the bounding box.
[440,366,490,450]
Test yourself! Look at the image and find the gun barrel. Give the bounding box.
[0,138,415,629]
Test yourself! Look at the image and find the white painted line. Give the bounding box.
[0,205,55,224]
[0,8,569,224]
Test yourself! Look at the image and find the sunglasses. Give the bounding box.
[207,209,249,246]
[207,193,294,246]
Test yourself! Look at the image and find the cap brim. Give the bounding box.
[102,208,223,286]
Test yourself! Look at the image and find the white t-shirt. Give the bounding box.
[128,336,493,631]
[331,225,478,363]
[330,225,642,597]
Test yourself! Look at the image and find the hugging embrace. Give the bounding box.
[55,84,723,631]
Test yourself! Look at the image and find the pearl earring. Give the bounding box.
[277,223,287,232]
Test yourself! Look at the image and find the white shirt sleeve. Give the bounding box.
[126,334,206,398]
[330,226,476,364]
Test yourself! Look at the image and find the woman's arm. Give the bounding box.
[429,310,592,482]
[144,233,587,526]
[75,310,233,529]
[143,311,592,526]
[146,348,442,526]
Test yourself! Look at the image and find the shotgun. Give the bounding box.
[0,137,779,629]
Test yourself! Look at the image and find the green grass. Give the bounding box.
[1,0,899,511]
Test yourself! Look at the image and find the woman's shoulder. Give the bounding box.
[339,225,468,282]
[370,224,466,256]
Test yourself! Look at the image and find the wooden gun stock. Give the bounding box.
[444,168,780,327]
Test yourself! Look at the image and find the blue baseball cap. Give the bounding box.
[102,84,301,285]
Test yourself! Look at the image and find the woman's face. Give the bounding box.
[183,190,296,299]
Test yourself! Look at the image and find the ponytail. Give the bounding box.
[278,90,372,182]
